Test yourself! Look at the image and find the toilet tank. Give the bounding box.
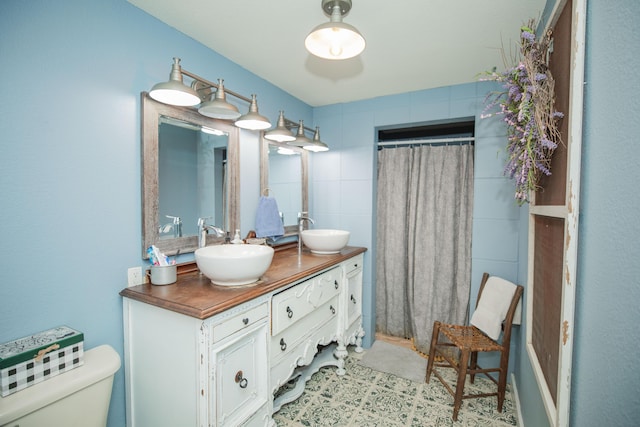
[0,344,120,427]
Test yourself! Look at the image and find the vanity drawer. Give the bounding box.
[344,254,364,275]
[271,267,341,336]
[271,296,339,361]
[212,302,268,343]
[270,313,339,392]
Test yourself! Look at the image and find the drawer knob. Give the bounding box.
[242,317,249,325]
[235,370,248,389]
[330,305,336,314]
[334,280,339,289]
[286,306,294,318]
[280,338,287,351]
[351,295,357,304]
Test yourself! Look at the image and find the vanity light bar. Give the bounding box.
[282,118,329,152]
[150,58,271,130]
[151,59,328,150]
[282,117,315,134]
[180,68,252,104]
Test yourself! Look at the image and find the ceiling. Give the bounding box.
[128,0,546,107]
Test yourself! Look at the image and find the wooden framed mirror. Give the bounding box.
[259,136,308,237]
[141,92,240,258]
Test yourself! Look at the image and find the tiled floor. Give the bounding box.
[273,346,518,426]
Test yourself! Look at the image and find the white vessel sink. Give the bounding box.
[195,244,274,286]
[301,229,350,254]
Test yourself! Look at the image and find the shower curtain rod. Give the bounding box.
[377,136,475,147]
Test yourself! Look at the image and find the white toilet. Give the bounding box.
[0,344,120,427]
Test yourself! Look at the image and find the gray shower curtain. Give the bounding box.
[376,144,474,354]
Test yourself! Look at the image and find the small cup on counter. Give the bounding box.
[150,264,177,285]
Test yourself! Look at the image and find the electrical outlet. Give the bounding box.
[127,266,144,287]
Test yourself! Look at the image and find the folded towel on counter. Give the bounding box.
[470,276,518,340]
[255,196,285,238]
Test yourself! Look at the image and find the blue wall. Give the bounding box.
[571,0,640,425]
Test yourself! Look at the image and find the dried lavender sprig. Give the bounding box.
[481,18,564,204]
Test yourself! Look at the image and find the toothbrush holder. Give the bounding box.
[150,264,177,285]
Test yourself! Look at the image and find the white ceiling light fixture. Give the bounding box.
[305,0,366,60]
[288,120,314,149]
[265,111,296,142]
[235,94,272,130]
[198,79,241,120]
[149,58,201,106]
[305,127,329,152]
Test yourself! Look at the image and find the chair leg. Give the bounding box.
[425,321,441,383]
[452,347,470,421]
[469,351,478,383]
[497,353,508,412]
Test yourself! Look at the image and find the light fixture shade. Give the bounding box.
[198,79,241,120]
[305,126,330,152]
[235,94,272,130]
[305,1,365,60]
[265,111,296,142]
[149,58,201,106]
[288,120,314,148]
[277,147,296,155]
[201,126,225,136]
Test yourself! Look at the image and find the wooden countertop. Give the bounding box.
[120,246,367,319]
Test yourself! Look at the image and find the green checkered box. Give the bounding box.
[0,326,84,397]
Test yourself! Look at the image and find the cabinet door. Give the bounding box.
[346,267,363,328]
[212,322,268,427]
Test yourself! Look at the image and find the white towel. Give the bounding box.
[513,298,522,325]
[255,196,285,238]
[470,276,518,340]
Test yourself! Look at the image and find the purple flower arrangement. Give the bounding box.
[482,20,564,204]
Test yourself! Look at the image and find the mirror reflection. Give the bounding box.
[158,117,229,239]
[142,93,239,258]
[260,138,308,236]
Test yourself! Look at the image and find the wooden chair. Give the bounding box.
[425,272,524,421]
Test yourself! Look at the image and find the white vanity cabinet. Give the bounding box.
[122,296,271,427]
[121,246,366,426]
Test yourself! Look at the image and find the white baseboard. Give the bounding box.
[511,373,524,427]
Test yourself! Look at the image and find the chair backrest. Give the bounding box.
[474,272,524,343]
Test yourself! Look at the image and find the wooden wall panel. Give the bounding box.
[532,215,564,404]
[537,0,572,205]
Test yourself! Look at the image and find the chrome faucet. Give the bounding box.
[197,217,226,248]
[167,215,182,238]
[159,215,182,238]
[297,212,315,255]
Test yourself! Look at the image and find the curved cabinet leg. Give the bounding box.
[333,341,348,375]
[354,326,365,353]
